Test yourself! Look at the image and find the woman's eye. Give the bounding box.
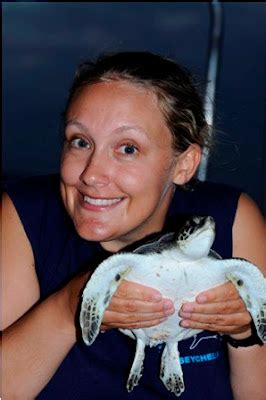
[119,144,138,155]
[71,138,90,149]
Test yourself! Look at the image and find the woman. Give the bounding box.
[2,51,265,399]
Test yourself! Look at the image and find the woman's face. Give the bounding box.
[60,80,179,251]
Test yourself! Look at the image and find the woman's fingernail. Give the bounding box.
[197,295,207,304]
[163,301,173,310]
[165,308,175,316]
[152,293,162,302]
[180,320,190,327]
[182,304,194,312]
[179,312,191,319]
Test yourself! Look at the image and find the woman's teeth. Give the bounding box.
[83,196,122,206]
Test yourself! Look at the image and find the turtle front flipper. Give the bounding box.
[80,253,140,345]
[160,341,184,397]
[127,338,146,392]
[222,258,266,344]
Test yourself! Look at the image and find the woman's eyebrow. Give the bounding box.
[64,121,148,138]
[65,120,88,133]
[114,125,148,137]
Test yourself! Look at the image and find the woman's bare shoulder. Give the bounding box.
[233,193,265,273]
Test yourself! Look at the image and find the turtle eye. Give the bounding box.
[237,279,244,287]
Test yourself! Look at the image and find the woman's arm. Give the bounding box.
[2,193,40,329]
[2,194,77,398]
[227,193,266,400]
[2,194,172,399]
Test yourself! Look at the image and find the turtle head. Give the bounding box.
[177,216,216,259]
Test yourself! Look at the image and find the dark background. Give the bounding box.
[3,2,266,214]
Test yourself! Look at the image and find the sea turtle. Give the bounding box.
[80,216,266,397]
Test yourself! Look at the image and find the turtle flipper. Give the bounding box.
[127,339,146,392]
[160,342,184,397]
[133,232,175,254]
[80,253,137,345]
[223,258,266,343]
[80,296,103,345]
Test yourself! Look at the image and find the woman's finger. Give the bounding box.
[101,316,168,330]
[108,296,174,314]
[196,281,239,304]
[180,298,247,315]
[102,308,170,327]
[115,280,163,302]
[179,310,251,327]
[180,318,251,334]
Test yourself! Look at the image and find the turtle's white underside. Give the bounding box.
[80,217,266,397]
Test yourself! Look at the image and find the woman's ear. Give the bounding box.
[172,144,202,185]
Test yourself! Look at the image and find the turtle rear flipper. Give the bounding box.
[160,341,184,397]
[127,339,146,392]
[80,253,140,345]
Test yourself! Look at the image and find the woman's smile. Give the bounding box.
[81,193,125,210]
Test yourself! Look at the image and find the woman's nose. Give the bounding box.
[79,153,110,187]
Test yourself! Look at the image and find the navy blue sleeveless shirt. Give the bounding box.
[6,174,241,400]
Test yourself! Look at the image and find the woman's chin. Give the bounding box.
[75,221,116,243]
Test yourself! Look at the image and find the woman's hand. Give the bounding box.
[179,281,252,339]
[101,280,175,331]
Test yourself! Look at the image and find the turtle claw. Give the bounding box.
[127,372,141,392]
[173,381,184,397]
[162,373,184,397]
